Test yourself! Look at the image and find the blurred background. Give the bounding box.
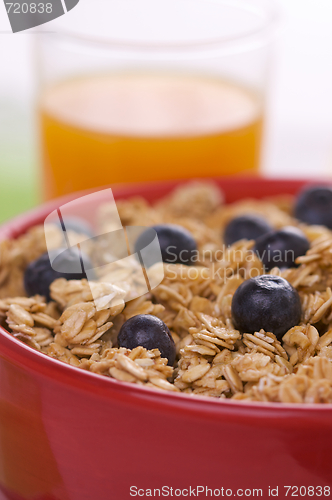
[0,0,332,223]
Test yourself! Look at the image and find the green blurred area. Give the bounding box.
[0,98,39,224]
[0,166,38,224]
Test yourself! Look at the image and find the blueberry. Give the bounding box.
[54,216,94,238]
[118,314,176,366]
[24,247,95,301]
[224,215,273,246]
[254,226,310,271]
[294,186,332,229]
[231,275,302,340]
[135,224,197,266]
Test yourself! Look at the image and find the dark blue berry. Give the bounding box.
[24,247,95,301]
[118,314,176,366]
[135,224,197,266]
[224,215,273,246]
[231,275,301,340]
[254,226,310,271]
[54,216,94,238]
[294,186,332,229]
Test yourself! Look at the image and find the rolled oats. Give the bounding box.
[2,181,332,403]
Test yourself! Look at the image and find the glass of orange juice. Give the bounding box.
[36,0,277,200]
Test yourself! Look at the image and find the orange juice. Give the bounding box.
[39,73,263,199]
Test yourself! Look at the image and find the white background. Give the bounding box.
[265,0,332,178]
[1,0,332,184]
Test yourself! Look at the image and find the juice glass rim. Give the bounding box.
[43,0,280,56]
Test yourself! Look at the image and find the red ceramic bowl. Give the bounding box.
[0,178,331,500]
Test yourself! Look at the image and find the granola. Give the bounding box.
[1,181,332,404]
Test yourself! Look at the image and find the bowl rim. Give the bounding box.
[1,176,332,416]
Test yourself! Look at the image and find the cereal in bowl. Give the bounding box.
[1,182,332,404]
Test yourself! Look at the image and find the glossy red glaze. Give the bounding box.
[0,178,331,500]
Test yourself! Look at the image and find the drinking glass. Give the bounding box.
[36,0,277,200]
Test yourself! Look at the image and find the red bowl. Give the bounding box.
[0,178,331,500]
